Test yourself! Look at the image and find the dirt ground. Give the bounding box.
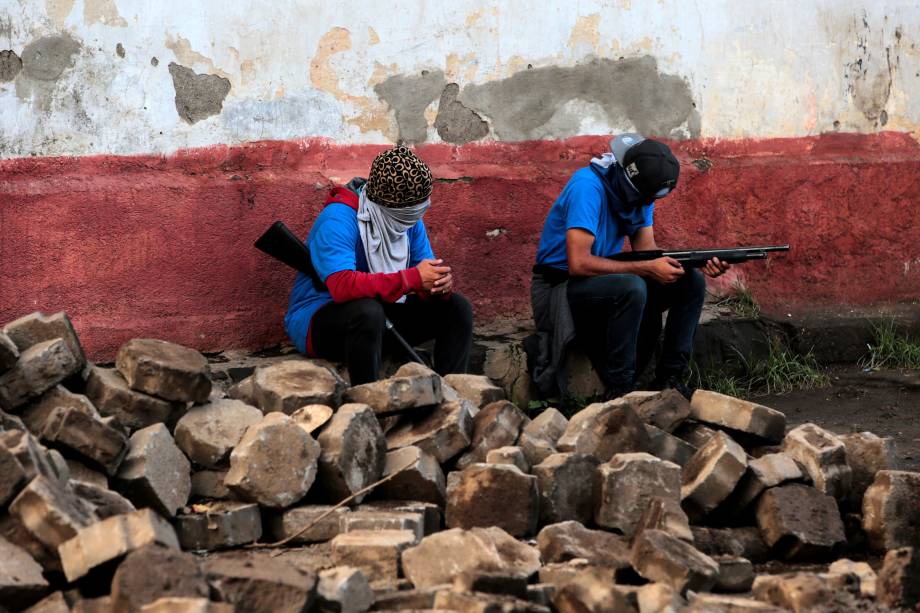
[755,367,920,471]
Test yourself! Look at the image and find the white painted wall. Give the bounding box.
[1,0,917,157]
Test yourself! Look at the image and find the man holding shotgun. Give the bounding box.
[284,146,473,385]
[530,134,730,401]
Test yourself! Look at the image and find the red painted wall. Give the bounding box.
[1,133,918,360]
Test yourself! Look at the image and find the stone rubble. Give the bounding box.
[0,309,917,612]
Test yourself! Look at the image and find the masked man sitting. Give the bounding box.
[284,146,473,385]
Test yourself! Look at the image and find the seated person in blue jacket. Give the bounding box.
[284,146,473,385]
[532,134,730,400]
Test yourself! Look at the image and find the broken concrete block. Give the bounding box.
[0,430,59,484]
[20,385,98,434]
[486,446,529,473]
[690,390,786,443]
[442,374,505,409]
[115,423,191,517]
[681,431,748,519]
[828,558,876,598]
[536,521,630,569]
[691,526,771,563]
[139,598,234,613]
[9,476,97,551]
[71,481,135,519]
[386,400,473,463]
[714,556,754,593]
[631,389,691,433]
[401,527,541,589]
[453,569,528,599]
[631,529,719,594]
[0,444,27,506]
[359,500,441,536]
[268,505,349,543]
[551,568,632,613]
[203,555,317,612]
[446,463,539,537]
[751,573,857,613]
[371,586,441,611]
[225,412,321,508]
[316,403,386,503]
[317,566,374,612]
[116,339,211,403]
[0,331,18,374]
[58,508,179,582]
[455,400,526,469]
[175,502,262,550]
[290,403,334,434]
[532,453,597,525]
[2,312,85,371]
[252,360,345,414]
[783,423,851,500]
[728,452,805,510]
[226,374,256,403]
[840,431,897,508]
[343,369,441,415]
[518,431,556,468]
[0,407,26,431]
[340,509,425,543]
[0,536,48,610]
[84,366,181,431]
[594,452,682,538]
[863,469,920,551]
[686,593,784,612]
[331,529,416,581]
[37,407,128,476]
[645,424,697,467]
[376,446,446,507]
[673,420,719,449]
[62,456,106,489]
[110,544,209,613]
[523,407,568,444]
[877,547,920,609]
[434,590,545,612]
[755,484,845,559]
[174,399,262,468]
[558,400,650,462]
[190,470,234,501]
[0,339,79,410]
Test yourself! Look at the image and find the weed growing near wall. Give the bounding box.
[860,320,920,370]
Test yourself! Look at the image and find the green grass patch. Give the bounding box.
[712,281,761,319]
[860,320,920,370]
[690,337,829,397]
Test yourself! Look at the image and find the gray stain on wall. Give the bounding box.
[15,34,81,109]
[434,83,489,144]
[459,56,698,141]
[168,62,231,124]
[374,69,446,144]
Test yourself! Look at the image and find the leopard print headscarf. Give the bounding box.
[365,146,433,208]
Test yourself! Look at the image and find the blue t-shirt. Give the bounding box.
[535,165,654,270]
[284,202,436,353]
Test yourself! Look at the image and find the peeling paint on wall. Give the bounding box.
[0,50,22,81]
[374,69,446,144]
[458,56,698,140]
[84,0,127,27]
[168,63,231,124]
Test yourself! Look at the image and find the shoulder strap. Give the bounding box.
[324,186,360,211]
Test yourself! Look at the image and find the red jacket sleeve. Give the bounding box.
[325,268,424,303]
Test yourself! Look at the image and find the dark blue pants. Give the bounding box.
[567,270,705,395]
[311,294,473,385]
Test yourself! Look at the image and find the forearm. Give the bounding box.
[568,253,648,277]
[325,269,423,303]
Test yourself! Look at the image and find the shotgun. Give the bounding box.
[609,244,790,267]
[254,221,429,366]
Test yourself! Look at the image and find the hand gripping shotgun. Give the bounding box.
[254,221,429,366]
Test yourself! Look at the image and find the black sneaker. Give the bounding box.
[650,375,695,401]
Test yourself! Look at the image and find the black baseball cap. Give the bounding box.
[610,133,679,199]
